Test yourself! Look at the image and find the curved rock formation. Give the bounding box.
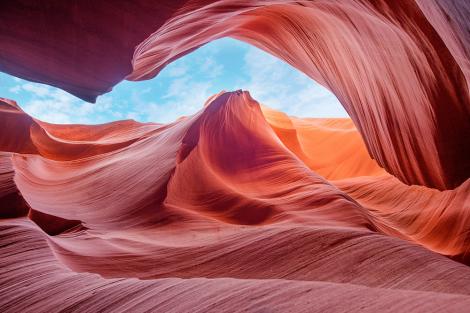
[0,91,469,311]
[1,0,469,189]
[262,104,470,260]
[3,219,470,313]
[0,1,469,312]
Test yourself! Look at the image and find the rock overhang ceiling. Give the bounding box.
[1,0,469,190]
[1,1,470,312]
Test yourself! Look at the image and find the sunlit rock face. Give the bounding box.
[1,92,470,312]
[1,0,469,189]
[1,1,470,312]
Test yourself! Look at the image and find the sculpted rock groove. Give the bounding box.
[0,1,470,312]
[0,92,470,312]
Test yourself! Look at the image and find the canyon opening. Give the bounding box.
[0,1,470,313]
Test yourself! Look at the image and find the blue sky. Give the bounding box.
[0,38,347,124]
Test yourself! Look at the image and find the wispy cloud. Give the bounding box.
[10,81,117,124]
[200,57,224,78]
[0,38,346,125]
[126,76,212,123]
[240,46,347,118]
[166,64,188,77]
[8,85,21,94]
[21,83,50,97]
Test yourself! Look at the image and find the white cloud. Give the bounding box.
[200,57,224,78]
[126,111,141,121]
[23,98,73,124]
[8,85,21,93]
[21,83,50,97]
[7,38,347,126]
[240,46,348,118]
[130,78,212,123]
[19,83,118,124]
[166,64,188,77]
[163,77,190,99]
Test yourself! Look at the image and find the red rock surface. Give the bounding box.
[1,0,469,189]
[1,1,470,312]
[1,92,470,312]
